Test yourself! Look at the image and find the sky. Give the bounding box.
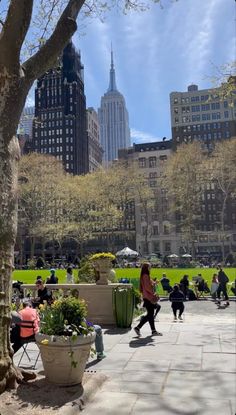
[24,0,235,145]
[72,0,235,144]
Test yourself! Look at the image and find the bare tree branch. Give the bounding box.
[0,0,33,66]
[22,0,85,82]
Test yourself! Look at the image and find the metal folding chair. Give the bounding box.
[17,320,40,369]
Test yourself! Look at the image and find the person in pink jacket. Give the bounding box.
[134,263,163,336]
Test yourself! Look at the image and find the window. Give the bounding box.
[149,157,156,168]
[224,111,229,118]
[191,105,200,112]
[164,242,171,252]
[163,224,169,234]
[202,114,211,121]
[211,102,220,110]
[152,226,159,235]
[138,158,146,168]
[149,180,157,187]
[201,104,210,111]
[192,115,200,122]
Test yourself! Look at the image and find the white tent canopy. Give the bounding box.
[168,254,179,258]
[116,247,139,257]
[182,254,192,258]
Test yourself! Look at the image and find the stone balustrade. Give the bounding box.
[21,283,133,325]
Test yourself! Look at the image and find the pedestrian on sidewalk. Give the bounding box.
[134,263,162,337]
[169,284,185,321]
[217,267,229,306]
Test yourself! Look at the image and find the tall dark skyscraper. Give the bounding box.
[31,42,88,175]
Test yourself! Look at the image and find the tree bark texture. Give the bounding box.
[0,0,85,394]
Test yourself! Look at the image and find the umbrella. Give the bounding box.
[168,254,179,258]
[116,247,139,257]
[182,254,192,258]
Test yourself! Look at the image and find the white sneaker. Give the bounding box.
[178,316,183,321]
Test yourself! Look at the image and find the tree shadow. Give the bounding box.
[16,376,84,410]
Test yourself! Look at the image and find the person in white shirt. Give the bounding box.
[66,266,74,283]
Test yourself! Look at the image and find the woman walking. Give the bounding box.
[134,263,162,336]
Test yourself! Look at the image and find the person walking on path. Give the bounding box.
[169,284,185,321]
[134,263,162,336]
[217,267,229,306]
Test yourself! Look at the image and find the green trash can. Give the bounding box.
[112,286,135,328]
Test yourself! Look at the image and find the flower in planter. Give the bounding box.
[39,296,94,337]
[90,252,116,261]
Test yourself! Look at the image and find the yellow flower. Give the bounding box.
[41,339,49,345]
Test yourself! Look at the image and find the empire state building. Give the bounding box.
[98,51,130,165]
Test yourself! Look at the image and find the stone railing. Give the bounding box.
[21,283,133,325]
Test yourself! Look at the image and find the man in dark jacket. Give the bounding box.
[217,267,229,305]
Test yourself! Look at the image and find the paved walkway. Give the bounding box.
[14,299,236,415]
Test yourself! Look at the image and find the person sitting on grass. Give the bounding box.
[160,273,172,293]
[169,284,185,322]
[46,268,58,284]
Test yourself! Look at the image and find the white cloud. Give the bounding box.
[131,128,162,144]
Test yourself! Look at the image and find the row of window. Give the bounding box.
[176,131,231,142]
[138,155,167,168]
[176,102,225,114]
[35,128,74,137]
[173,95,227,104]
[39,146,74,156]
[175,112,225,123]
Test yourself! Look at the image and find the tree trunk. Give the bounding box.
[0,135,21,393]
[30,236,35,260]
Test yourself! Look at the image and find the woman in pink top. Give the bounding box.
[134,263,162,337]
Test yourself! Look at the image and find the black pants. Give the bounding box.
[217,283,229,301]
[137,299,156,332]
[172,302,184,317]
[11,326,35,354]
[154,303,161,318]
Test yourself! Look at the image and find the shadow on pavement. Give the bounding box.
[129,335,155,348]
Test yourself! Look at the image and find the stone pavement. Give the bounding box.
[14,299,236,415]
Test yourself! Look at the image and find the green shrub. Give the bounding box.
[77,259,95,283]
[39,296,93,336]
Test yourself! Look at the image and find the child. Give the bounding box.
[169,284,185,321]
[210,274,219,300]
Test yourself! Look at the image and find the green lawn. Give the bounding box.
[115,267,236,295]
[12,267,236,296]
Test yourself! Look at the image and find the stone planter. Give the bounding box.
[93,258,113,285]
[35,331,96,385]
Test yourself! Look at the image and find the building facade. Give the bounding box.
[170,79,236,150]
[31,42,88,175]
[18,106,35,139]
[119,140,182,257]
[87,107,103,172]
[98,51,130,165]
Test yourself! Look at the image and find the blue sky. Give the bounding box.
[72,0,235,144]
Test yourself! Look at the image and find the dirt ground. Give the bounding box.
[0,372,95,415]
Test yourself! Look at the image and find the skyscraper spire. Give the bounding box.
[108,46,117,92]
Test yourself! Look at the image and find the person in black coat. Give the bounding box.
[169,284,185,321]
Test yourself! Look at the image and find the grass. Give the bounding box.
[12,267,236,296]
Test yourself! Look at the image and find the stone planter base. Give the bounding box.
[36,332,96,385]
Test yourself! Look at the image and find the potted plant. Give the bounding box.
[90,252,116,285]
[35,296,96,385]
